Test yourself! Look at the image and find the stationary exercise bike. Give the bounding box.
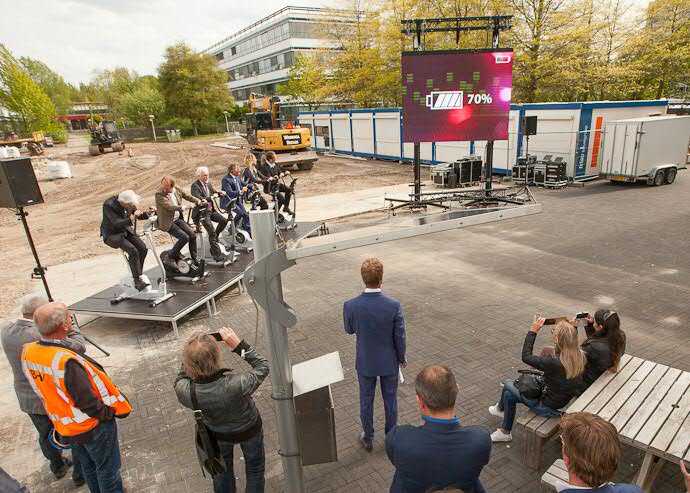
[271,175,298,231]
[111,214,175,306]
[215,196,253,253]
[159,216,210,283]
[190,205,239,267]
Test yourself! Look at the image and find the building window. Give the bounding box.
[215,51,225,61]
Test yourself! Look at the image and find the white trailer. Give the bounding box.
[600,115,690,186]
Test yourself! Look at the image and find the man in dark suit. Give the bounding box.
[385,365,491,493]
[221,163,251,235]
[100,190,151,291]
[190,166,228,262]
[344,258,405,451]
[258,151,292,215]
[0,294,85,486]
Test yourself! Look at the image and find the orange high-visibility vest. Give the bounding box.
[21,341,132,437]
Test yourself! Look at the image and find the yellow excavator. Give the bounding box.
[245,93,318,171]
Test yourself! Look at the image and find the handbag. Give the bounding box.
[514,369,545,400]
[190,382,227,477]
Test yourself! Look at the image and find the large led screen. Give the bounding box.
[402,49,513,142]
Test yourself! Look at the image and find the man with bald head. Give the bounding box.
[22,302,132,493]
[155,175,204,266]
[2,294,85,485]
[385,365,491,493]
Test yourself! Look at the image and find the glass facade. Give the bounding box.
[232,82,279,101]
[230,22,291,58]
[228,52,295,81]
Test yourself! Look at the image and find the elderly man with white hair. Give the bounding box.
[190,166,229,262]
[100,189,154,291]
[1,294,85,486]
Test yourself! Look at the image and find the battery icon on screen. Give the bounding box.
[425,91,464,110]
[494,54,512,64]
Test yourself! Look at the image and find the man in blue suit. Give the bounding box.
[221,163,251,235]
[344,258,406,451]
[385,365,491,493]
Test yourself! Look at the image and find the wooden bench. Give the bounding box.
[541,459,568,490]
[515,410,562,469]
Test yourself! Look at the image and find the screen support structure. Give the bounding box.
[15,207,110,357]
[397,15,513,211]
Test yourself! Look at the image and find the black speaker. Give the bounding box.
[522,115,538,136]
[0,158,44,208]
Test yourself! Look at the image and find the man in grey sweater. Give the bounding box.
[1,293,85,485]
[174,327,269,493]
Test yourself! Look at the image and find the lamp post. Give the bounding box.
[223,110,230,134]
[149,114,156,142]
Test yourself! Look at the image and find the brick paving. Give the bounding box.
[5,176,690,492]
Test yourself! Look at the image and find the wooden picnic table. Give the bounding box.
[566,353,690,491]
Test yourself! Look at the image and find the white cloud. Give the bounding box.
[1,0,324,85]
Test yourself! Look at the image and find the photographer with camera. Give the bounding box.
[489,318,585,443]
[174,328,269,493]
[580,309,626,390]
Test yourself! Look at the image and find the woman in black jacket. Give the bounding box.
[581,309,626,389]
[241,153,269,210]
[489,318,586,442]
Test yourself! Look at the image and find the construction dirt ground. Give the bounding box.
[0,136,411,317]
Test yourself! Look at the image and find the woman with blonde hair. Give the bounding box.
[489,318,586,442]
[241,153,269,210]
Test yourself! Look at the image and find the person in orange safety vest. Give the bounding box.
[22,302,131,493]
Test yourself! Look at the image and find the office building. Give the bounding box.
[206,6,356,104]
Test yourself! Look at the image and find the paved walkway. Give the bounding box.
[1,177,689,492]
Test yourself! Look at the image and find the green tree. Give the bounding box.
[19,57,75,115]
[278,53,328,107]
[119,86,166,126]
[158,42,233,136]
[0,44,57,134]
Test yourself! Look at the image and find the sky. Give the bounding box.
[0,0,323,85]
[1,0,649,86]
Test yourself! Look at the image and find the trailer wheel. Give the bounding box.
[665,168,677,185]
[653,170,665,186]
[88,144,100,156]
[111,142,123,152]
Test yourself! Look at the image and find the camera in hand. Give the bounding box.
[210,332,223,342]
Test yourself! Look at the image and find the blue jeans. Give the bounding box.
[213,430,265,493]
[71,420,123,493]
[498,378,561,431]
[358,372,398,443]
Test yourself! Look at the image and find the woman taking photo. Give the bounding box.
[242,153,269,210]
[581,309,626,389]
[489,318,586,442]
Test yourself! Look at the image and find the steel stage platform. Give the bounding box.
[69,221,326,338]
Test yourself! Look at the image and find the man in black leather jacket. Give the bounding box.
[174,328,269,493]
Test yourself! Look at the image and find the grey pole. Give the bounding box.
[249,209,305,493]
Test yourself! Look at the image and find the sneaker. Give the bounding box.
[491,429,513,442]
[359,432,373,452]
[489,405,504,418]
[54,457,72,479]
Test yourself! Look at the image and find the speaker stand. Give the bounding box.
[17,207,110,357]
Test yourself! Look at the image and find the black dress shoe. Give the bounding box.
[134,278,150,291]
[73,476,86,487]
[213,255,227,263]
[54,457,72,479]
[283,207,293,215]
